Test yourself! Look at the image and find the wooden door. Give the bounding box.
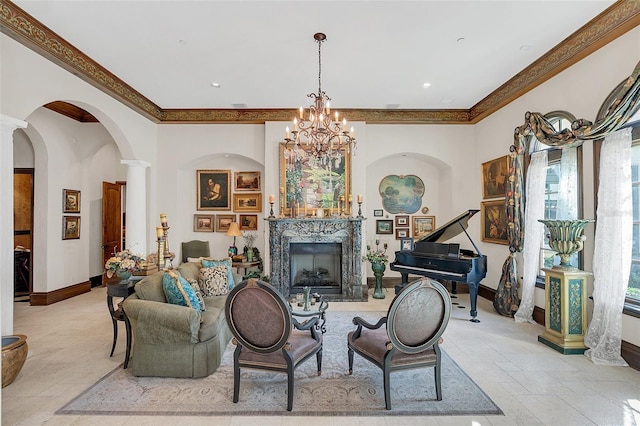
[14,168,34,296]
[102,181,122,284]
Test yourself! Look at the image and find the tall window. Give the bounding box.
[628,139,640,304]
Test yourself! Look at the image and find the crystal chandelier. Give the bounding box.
[283,33,356,163]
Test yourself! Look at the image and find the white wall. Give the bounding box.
[13,129,34,168]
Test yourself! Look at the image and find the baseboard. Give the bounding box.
[30,281,91,305]
[477,284,640,370]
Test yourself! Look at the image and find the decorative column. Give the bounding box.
[121,160,150,256]
[1,114,28,336]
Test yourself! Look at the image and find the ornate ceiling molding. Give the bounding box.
[1,0,639,125]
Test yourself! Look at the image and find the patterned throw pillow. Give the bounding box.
[200,257,235,290]
[162,270,202,311]
[188,279,206,311]
[199,265,230,297]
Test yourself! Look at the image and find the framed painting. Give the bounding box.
[234,171,261,192]
[239,214,258,231]
[63,189,80,213]
[233,193,262,212]
[215,214,236,233]
[481,200,509,244]
[197,170,231,211]
[481,155,509,199]
[412,216,435,239]
[279,142,351,217]
[62,216,80,240]
[193,214,214,232]
[376,219,393,235]
[400,237,414,252]
[395,215,409,227]
[378,174,425,214]
[373,209,383,217]
[395,228,410,239]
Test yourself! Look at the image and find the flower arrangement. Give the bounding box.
[243,232,257,248]
[363,241,389,264]
[104,249,146,278]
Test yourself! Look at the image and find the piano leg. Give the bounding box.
[394,273,409,294]
[468,281,480,322]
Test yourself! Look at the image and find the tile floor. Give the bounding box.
[2,285,639,425]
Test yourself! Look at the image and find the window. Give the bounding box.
[627,138,640,305]
[531,112,582,276]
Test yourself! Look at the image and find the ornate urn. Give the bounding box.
[538,219,594,269]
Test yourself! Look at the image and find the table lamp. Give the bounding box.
[226,222,243,258]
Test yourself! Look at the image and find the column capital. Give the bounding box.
[121,159,151,168]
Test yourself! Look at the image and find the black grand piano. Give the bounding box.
[390,209,487,322]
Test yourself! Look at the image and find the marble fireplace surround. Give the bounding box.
[267,218,366,302]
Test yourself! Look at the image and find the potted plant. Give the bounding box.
[104,249,146,282]
[363,240,388,299]
[242,232,257,262]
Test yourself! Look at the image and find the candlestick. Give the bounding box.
[279,193,285,218]
[268,194,275,203]
[357,194,363,203]
[357,201,363,218]
[160,213,167,227]
[269,201,275,218]
[156,226,163,238]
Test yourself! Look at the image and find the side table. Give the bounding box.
[231,260,260,277]
[107,279,137,368]
[289,296,329,334]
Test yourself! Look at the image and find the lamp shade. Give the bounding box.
[226,222,242,237]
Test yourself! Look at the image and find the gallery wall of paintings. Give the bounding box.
[480,156,508,245]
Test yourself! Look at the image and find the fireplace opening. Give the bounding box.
[290,242,341,293]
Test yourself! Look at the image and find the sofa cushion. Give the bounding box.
[187,279,206,311]
[199,265,230,297]
[198,295,228,342]
[162,270,201,311]
[133,271,167,303]
[201,257,235,289]
[177,261,201,283]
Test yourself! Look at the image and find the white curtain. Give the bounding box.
[515,150,547,323]
[584,127,632,366]
[557,147,578,220]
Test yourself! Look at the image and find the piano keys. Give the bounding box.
[390,209,487,322]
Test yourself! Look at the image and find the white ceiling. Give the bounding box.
[15,0,616,110]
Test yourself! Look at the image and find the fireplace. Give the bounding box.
[267,218,366,302]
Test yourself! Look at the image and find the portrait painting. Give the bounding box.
[215,214,236,233]
[62,216,80,240]
[197,170,231,211]
[193,214,214,232]
[239,214,258,231]
[234,171,261,192]
[481,200,508,244]
[482,155,509,199]
[63,189,80,213]
[279,143,351,216]
[412,216,435,240]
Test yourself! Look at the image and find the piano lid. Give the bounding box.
[418,209,480,243]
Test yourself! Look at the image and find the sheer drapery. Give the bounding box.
[558,147,578,220]
[515,150,547,323]
[584,128,632,366]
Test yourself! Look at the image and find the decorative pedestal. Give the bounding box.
[371,262,386,299]
[538,267,591,354]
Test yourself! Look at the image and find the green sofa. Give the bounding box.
[122,262,232,378]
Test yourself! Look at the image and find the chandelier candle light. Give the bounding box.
[283,33,356,163]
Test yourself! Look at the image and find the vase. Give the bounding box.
[303,286,311,311]
[2,335,28,388]
[371,261,386,299]
[247,247,254,262]
[538,219,594,270]
[116,270,132,282]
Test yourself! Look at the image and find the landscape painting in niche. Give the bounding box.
[481,200,508,244]
[63,189,80,213]
[481,155,509,199]
[378,174,425,214]
[194,214,214,232]
[234,171,261,191]
[233,193,262,212]
[215,214,235,232]
[197,170,231,211]
[279,143,351,216]
[239,214,258,231]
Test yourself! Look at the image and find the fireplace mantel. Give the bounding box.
[267,218,366,302]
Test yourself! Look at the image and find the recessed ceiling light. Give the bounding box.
[178,39,187,45]
[211,82,221,88]
[423,83,431,89]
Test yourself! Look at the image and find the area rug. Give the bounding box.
[57,311,503,416]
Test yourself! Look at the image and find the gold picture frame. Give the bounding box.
[234,171,261,191]
[481,200,509,244]
[481,155,509,199]
[412,216,435,240]
[215,214,236,233]
[62,216,80,240]
[193,214,214,232]
[233,193,262,212]
[197,169,231,211]
[279,142,351,217]
[63,189,80,213]
[239,214,258,231]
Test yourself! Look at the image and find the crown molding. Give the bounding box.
[1,0,639,125]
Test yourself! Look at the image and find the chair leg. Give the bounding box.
[383,368,392,410]
[435,363,442,401]
[287,368,294,411]
[348,347,354,374]
[233,365,240,403]
[316,349,323,376]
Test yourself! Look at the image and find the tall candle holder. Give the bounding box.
[357,201,363,218]
[339,195,346,218]
[162,224,175,269]
[279,191,285,218]
[269,201,275,218]
[156,236,165,270]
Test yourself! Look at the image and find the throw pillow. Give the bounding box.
[199,265,230,297]
[200,257,235,289]
[188,279,206,311]
[162,270,202,311]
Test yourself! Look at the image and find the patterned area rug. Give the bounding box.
[57,311,503,416]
